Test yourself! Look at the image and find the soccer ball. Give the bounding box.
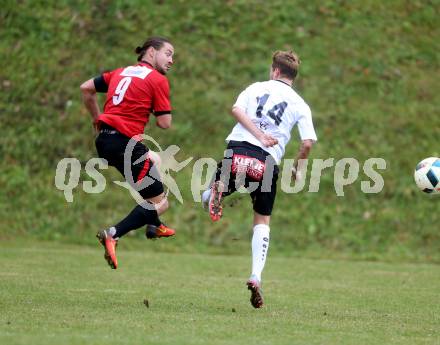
[414,157,440,194]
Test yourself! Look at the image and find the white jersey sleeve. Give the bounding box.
[233,86,251,111]
[296,104,317,141]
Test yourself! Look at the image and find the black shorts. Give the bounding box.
[95,124,164,199]
[214,141,279,216]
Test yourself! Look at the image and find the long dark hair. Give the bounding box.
[135,36,172,61]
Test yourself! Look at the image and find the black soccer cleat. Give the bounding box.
[247,275,264,308]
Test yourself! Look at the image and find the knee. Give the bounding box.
[253,212,271,226]
[156,197,169,214]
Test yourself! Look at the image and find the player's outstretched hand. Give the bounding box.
[259,133,278,147]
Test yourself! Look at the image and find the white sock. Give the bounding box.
[107,226,116,238]
[251,224,270,282]
[201,189,211,210]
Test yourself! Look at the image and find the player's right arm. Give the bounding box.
[231,106,278,147]
[80,78,100,131]
[232,84,278,148]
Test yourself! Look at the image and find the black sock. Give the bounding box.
[114,204,161,238]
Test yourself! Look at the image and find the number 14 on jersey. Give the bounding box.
[256,94,287,126]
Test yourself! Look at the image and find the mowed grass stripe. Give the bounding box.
[0,241,439,345]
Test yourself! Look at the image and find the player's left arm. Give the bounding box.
[291,139,314,182]
[153,77,172,129]
[293,138,313,168]
[155,113,172,129]
[292,105,317,181]
[80,78,100,131]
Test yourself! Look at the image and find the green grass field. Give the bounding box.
[2,2,439,343]
[1,240,439,345]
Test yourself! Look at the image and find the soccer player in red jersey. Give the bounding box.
[80,37,176,269]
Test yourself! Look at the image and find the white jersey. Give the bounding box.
[226,80,317,164]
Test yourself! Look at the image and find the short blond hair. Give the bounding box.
[272,50,300,81]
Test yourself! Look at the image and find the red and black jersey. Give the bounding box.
[95,61,171,138]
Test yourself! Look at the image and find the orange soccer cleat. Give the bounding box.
[145,224,175,239]
[96,229,118,269]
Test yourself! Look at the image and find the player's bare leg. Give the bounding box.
[209,181,224,221]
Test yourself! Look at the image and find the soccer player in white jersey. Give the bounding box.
[202,50,317,308]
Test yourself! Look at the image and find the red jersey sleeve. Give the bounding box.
[152,77,172,115]
[103,70,116,84]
